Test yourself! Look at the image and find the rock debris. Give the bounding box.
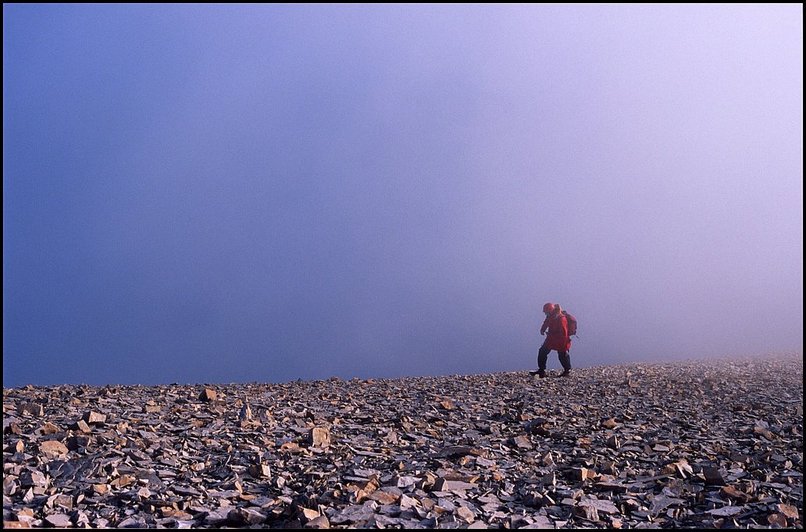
[2,353,802,528]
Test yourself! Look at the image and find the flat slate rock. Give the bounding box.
[2,352,802,529]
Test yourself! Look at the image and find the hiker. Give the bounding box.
[533,302,572,378]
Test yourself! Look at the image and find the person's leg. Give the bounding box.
[559,351,571,375]
[537,345,550,377]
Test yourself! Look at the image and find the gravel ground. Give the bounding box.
[3,352,802,528]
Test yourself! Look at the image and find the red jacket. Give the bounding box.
[541,310,571,352]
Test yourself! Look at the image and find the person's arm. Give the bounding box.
[540,317,549,335]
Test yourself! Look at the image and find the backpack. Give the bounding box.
[562,311,578,336]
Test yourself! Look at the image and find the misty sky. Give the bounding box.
[3,4,803,387]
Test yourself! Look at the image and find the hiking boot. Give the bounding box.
[560,369,571,377]
[537,369,547,378]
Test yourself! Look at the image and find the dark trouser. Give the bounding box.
[538,345,571,371]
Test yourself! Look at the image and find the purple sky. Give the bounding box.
[3,4,802,387]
